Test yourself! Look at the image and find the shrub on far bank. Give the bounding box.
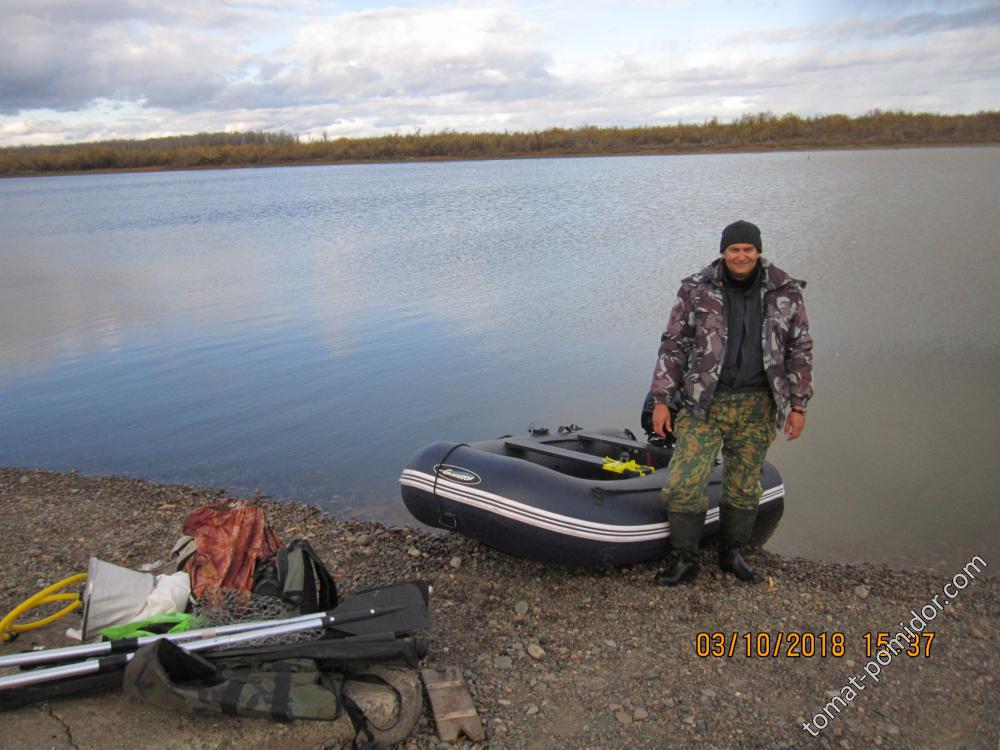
[2,110,998,176]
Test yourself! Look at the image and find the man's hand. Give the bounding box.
[652,403,671,437]
[784,411,805,440]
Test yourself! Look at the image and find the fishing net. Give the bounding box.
[190,590,319,648]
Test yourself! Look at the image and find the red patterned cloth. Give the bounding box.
[181,500,282,600]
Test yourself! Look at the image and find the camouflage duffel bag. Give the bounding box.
[124,638,343,721]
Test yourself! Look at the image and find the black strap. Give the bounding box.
[96,654,130,672]
[110,638,140,654]
[342,671,406,750]
[218,675,245,717]
[431,443,469,498]
[270,667,293,722]
[343,693,382,750]
[300,539,338,610]
[282,539,338,613]
[344,673,403,731]
[317,670,345,720]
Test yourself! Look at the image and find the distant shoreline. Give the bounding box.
[4,110,998,178]
[2,140,998,180]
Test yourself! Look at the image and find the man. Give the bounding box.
[650,219,812,586]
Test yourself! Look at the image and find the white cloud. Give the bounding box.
[0,8,250,113]
[745,4,1000,45]
[237,5,554,107]
[0,0,997,145]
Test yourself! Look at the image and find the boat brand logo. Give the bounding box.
[433,464,482,485]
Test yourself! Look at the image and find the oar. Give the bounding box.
[0,580,429,672]
[0,599,425,691]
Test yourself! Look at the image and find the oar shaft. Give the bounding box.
[0,605,404,691]
[1,578,425,678]
[0,653,128,689]
[0,608,327,670]
[0,617,326,690]
[0,600,400,670]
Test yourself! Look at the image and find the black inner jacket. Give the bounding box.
[717,262,768,393]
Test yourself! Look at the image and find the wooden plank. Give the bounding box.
[421,666,486,742]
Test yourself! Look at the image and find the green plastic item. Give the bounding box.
[100,613,197,640]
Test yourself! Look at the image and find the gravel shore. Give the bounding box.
[1,468,996,749]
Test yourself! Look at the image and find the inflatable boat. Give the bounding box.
[399,422,784,567]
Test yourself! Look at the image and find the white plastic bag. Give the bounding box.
[135,571,191,620]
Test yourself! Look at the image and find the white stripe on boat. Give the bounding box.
[399,469,784,545]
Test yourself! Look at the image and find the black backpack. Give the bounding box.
[253,539,338,615]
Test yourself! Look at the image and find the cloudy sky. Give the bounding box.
[2,0,997,146]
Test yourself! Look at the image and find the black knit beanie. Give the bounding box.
[720,220,762,253]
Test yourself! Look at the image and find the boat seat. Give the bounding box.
[504,437,654,477]
[572,431,656,452]
[503,438,609,469]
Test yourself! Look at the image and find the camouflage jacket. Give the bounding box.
[651,257,813,425]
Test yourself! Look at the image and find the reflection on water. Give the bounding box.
[1,148,998,572]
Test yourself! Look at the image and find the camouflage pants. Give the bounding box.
[661,391,777,513]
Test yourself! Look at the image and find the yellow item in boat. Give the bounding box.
[602,457,655,477]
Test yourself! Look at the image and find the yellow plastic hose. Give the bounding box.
[0,573,87,642]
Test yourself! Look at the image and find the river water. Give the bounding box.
[2,147,997,572]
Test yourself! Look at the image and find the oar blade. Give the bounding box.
[325,581,430,636]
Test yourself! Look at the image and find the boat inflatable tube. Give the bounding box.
[399,427,784,567]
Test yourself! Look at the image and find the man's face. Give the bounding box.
[722,243,761,280]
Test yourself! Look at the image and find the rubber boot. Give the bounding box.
[655,510,706,586]
[718,505,763,583]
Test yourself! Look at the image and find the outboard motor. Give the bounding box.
[640,391,676,447]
